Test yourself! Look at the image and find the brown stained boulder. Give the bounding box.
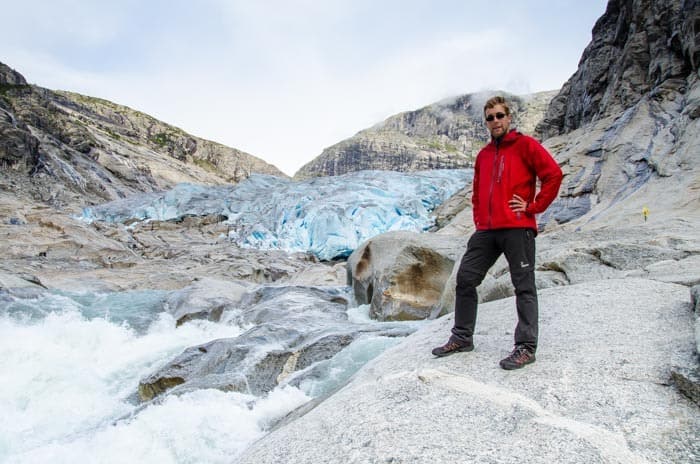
[138,376,186,402]
[347,230,463,321]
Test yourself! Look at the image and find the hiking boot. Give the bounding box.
[499,345,536,370]
[431,340,474,357]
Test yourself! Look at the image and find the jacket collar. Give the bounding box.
[491,129,519,146]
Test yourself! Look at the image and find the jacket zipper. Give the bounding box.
[487,141,500,229]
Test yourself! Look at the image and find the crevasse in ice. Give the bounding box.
[81,169,471,260]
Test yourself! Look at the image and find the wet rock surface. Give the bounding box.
[138,284,416,401]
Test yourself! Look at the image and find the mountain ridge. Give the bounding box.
[0,62,285,212]
[294,90,555,179]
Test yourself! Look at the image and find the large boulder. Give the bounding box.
[347,230,464,321]
[137,284,417,402]
[138,326,356,401]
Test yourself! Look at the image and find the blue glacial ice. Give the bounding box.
[81,169,471,260]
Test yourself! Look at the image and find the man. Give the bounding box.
[432,96,563,370]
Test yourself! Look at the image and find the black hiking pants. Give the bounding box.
[450,228,538,352]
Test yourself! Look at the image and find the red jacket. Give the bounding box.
[472,130,562,233]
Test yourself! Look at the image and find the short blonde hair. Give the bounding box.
[484,96,511,116]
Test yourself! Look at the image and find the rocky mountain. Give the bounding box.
[534,0,700,227]
[0,62,285,213]
[536,0,700,139]
[293,90,556,180]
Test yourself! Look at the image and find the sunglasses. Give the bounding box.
[485,112,507,122]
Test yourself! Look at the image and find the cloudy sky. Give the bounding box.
[2,1,607,176]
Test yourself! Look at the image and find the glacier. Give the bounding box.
[81,169,471,260]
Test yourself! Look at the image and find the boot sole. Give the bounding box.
[499,356,536,370]
[432,345,474,357]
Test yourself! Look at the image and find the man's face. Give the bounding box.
[485,104,512,139]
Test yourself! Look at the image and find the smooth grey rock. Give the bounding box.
[543,193,593,225]
[236,279,700,464]
[645,254,700,287]
[282,261,347,286]
[0,271,45,290]
[163,277,250,326]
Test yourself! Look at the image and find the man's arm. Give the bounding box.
[524,140,563,215]
[471,157,481,226]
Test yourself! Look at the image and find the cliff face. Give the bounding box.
[536,0,700,139]
[294,90,555,180]
[535,0,700,228]
[0,62,285,211]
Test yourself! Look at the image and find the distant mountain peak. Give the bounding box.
[294,90,556,180]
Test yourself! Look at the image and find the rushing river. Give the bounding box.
[0,288,420,463]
